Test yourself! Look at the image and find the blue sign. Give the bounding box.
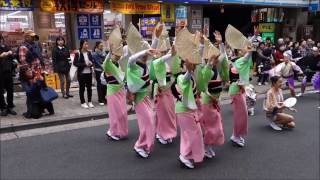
[90,28,102,39]
[78,28,90,39]
[176,5,187,19]
[309,2,319,12]
[77,14,89,27]
[90,14,102,26]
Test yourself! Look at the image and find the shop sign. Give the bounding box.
[261,32,275,43]
[176,5,187,26]
[258,23,275,33]
[77,14,89,27]
[78,27,90,39]
[191,9,202,30]
[90,27,102,39]
[161,4,175,23]
[0,0,33,11]
[40,0,104,13]
[110,1,160,15]
[0,31,24,47]
[90,14,102,27]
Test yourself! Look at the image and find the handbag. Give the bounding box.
[40,87,58,102]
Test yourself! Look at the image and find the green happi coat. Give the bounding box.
[228,54,252,96]
[102,58,125,96]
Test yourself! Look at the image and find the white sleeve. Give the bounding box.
[128,50,148,65]
[183,71,192,81]
[151,38,159,49]
[242,52,252,62]
[218,43,226,63]
[159,53,172,63]
[291,62,303,74]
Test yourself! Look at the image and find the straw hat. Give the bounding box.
[108,25,123,57]
[175,28,202,64]
[203,36,220,60]
[24,30,36,37]
[127,23,144,54]
[154,23,171,52]
[225,24,251,50]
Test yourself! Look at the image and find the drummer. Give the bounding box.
[264,76,296,131]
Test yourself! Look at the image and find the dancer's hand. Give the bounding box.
[171,45,177,56]
[213,31,222,44]
[155,23,163,38]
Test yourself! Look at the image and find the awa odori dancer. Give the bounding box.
[173,28,206,169]
[126,24,162,158]
[150,23,180,145]
[228,46,252,147]
[103,26,128,141]
[197,31,229,158]
[224,25,254,147]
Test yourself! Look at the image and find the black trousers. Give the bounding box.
[0,73,14,110]
[95,70,107,103]
[58,72,71,96]
[78,73,92,104]
[257,73,269,84]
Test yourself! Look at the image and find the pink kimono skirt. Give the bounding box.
[231,93,248,137]
[134,96,155,153]
[106,89,128,137]
[200,103,225,146]
[177,111,204,163]
[155,88,177,140]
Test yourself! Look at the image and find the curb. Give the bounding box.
[0,110,135,134]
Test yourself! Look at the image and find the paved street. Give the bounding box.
[1,93,319,180]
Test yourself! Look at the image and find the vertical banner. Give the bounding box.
[175,5,188,27]
[161,4,175,23]
[191,8,202,32]
[203,18,210,37]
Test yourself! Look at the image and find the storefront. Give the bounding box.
[0,0,34,47]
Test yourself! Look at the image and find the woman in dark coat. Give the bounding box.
[52,36,72,99]
[20,66,54,119]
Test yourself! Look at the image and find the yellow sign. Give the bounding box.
[161,4,175,22]
[111,1,160,15]
[40,0,104,13]
[259,23,275,33]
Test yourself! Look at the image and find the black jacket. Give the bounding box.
[0,44,14,73]
[52,46,71,73]
[73,51,94,77]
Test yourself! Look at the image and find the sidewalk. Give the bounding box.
[0,79,307,133]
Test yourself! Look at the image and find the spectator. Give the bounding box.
[0,34,17,116]
[285,36,293,49]
[296,46,320,97]
[265,37,272,48]
[19,66,54,119]
[73,39,94,109]
[300,40,308,57]
[52,36,73,99]
[18,30,44,70]
[292,42,301,59]
[257,43,272,85]
[92,41,107,106]
[273,44,286,65]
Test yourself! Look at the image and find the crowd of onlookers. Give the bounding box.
[0,28,319,119]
